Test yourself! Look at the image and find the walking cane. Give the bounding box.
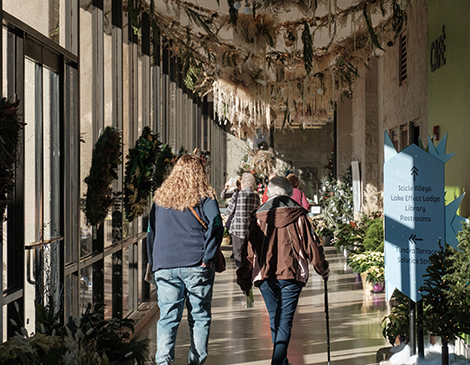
[324,280,331,365]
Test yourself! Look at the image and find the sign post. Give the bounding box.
[383,132,465,356]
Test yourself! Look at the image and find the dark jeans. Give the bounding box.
[259,279,304,365]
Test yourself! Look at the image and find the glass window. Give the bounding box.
[104,254,113,319]
[122,246,130,317]
[3,0,74,52]
[80,6,94,257]
[80,266,93,313]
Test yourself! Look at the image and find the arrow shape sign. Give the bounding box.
[409,234,423,244]
[411,166,419,181]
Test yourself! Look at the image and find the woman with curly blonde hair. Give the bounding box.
[147,155,223,365]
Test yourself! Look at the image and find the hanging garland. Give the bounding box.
[123,127,161,221]
[83,126,122,227]
[132,0,409,135]
[152,144,177,191]
[0,98,22,220]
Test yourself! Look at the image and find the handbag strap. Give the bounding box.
[189,206,208,230]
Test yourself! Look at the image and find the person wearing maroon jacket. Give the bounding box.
[286,173,311,210]
[237,176,329,365]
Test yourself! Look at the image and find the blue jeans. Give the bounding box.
[154,266,215,365]
[259,279,304,365]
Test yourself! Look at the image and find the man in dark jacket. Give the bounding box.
[237,176,329,365]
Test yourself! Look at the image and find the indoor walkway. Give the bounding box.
[139,245,390,365]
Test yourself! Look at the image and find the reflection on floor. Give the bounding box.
[140,246,389,365]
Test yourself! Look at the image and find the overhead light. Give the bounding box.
[233,1,241,9]
[243,6,252,14]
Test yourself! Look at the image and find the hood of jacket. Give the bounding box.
[254,195,308,229]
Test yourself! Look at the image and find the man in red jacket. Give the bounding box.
[237,176,329,365]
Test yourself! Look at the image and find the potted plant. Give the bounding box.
[364,265,385,292]
[347,251,384,292]
[67,303,151,365]
[0,301,153,365]
[313,215,333,245]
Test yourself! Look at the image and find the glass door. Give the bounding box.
[23,58,62,334]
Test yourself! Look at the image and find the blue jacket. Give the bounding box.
[147,197,223,271]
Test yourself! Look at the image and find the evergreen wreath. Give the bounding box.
[0,98,22,220]
[83,126,122,227]
[123,127,161,221]
[152,143,176,191]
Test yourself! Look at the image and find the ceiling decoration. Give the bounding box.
[131,0,409,136]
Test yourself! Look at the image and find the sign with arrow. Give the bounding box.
[383,132,465,302]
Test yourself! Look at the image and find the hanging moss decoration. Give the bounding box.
[302,21,313,75]
[0,98,22,219]
[83,126,122,227]
[123,127,161,221]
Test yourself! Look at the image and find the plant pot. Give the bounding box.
[322,235,332,246]
[221,236,231,246]
[360,272,374,292]
[373,282,384,293]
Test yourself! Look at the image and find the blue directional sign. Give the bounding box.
[384,140,445,302]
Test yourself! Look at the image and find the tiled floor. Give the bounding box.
[140,245,390,364]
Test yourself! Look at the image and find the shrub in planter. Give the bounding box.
[382,289,412,345]
[0,301,153,365]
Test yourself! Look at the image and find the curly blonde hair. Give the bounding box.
[153,155,216,211]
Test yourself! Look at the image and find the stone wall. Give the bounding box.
[337,97,353,177]
[225,132,249,181]
[381,0,428,139]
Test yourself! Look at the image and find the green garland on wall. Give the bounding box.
[0,98,22,219]
[83,126,122,227]
[152,144,176,191]
[123,127,161,221]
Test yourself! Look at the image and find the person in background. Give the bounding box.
[147,155,224,365]
[225,172,260,267]
[262,172,278,203]
[286,173,311,210]
[237,176,329,365]
[220,177,241,200]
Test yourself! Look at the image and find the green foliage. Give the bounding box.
[83,127,122,227]
[420,241,458,342]
[67,303,151,365]
[333,221,365,252]
[320,166,354,249]
[382,290,412,345]
[347,250,384,284]
[0,331,64,365]
[128,0,141,36]
[362,216,384,252]
[152,144,175,191]
[0,301,152,365]
[0,98,22,219]
[124,127,161,221]
[444,221,470,335]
